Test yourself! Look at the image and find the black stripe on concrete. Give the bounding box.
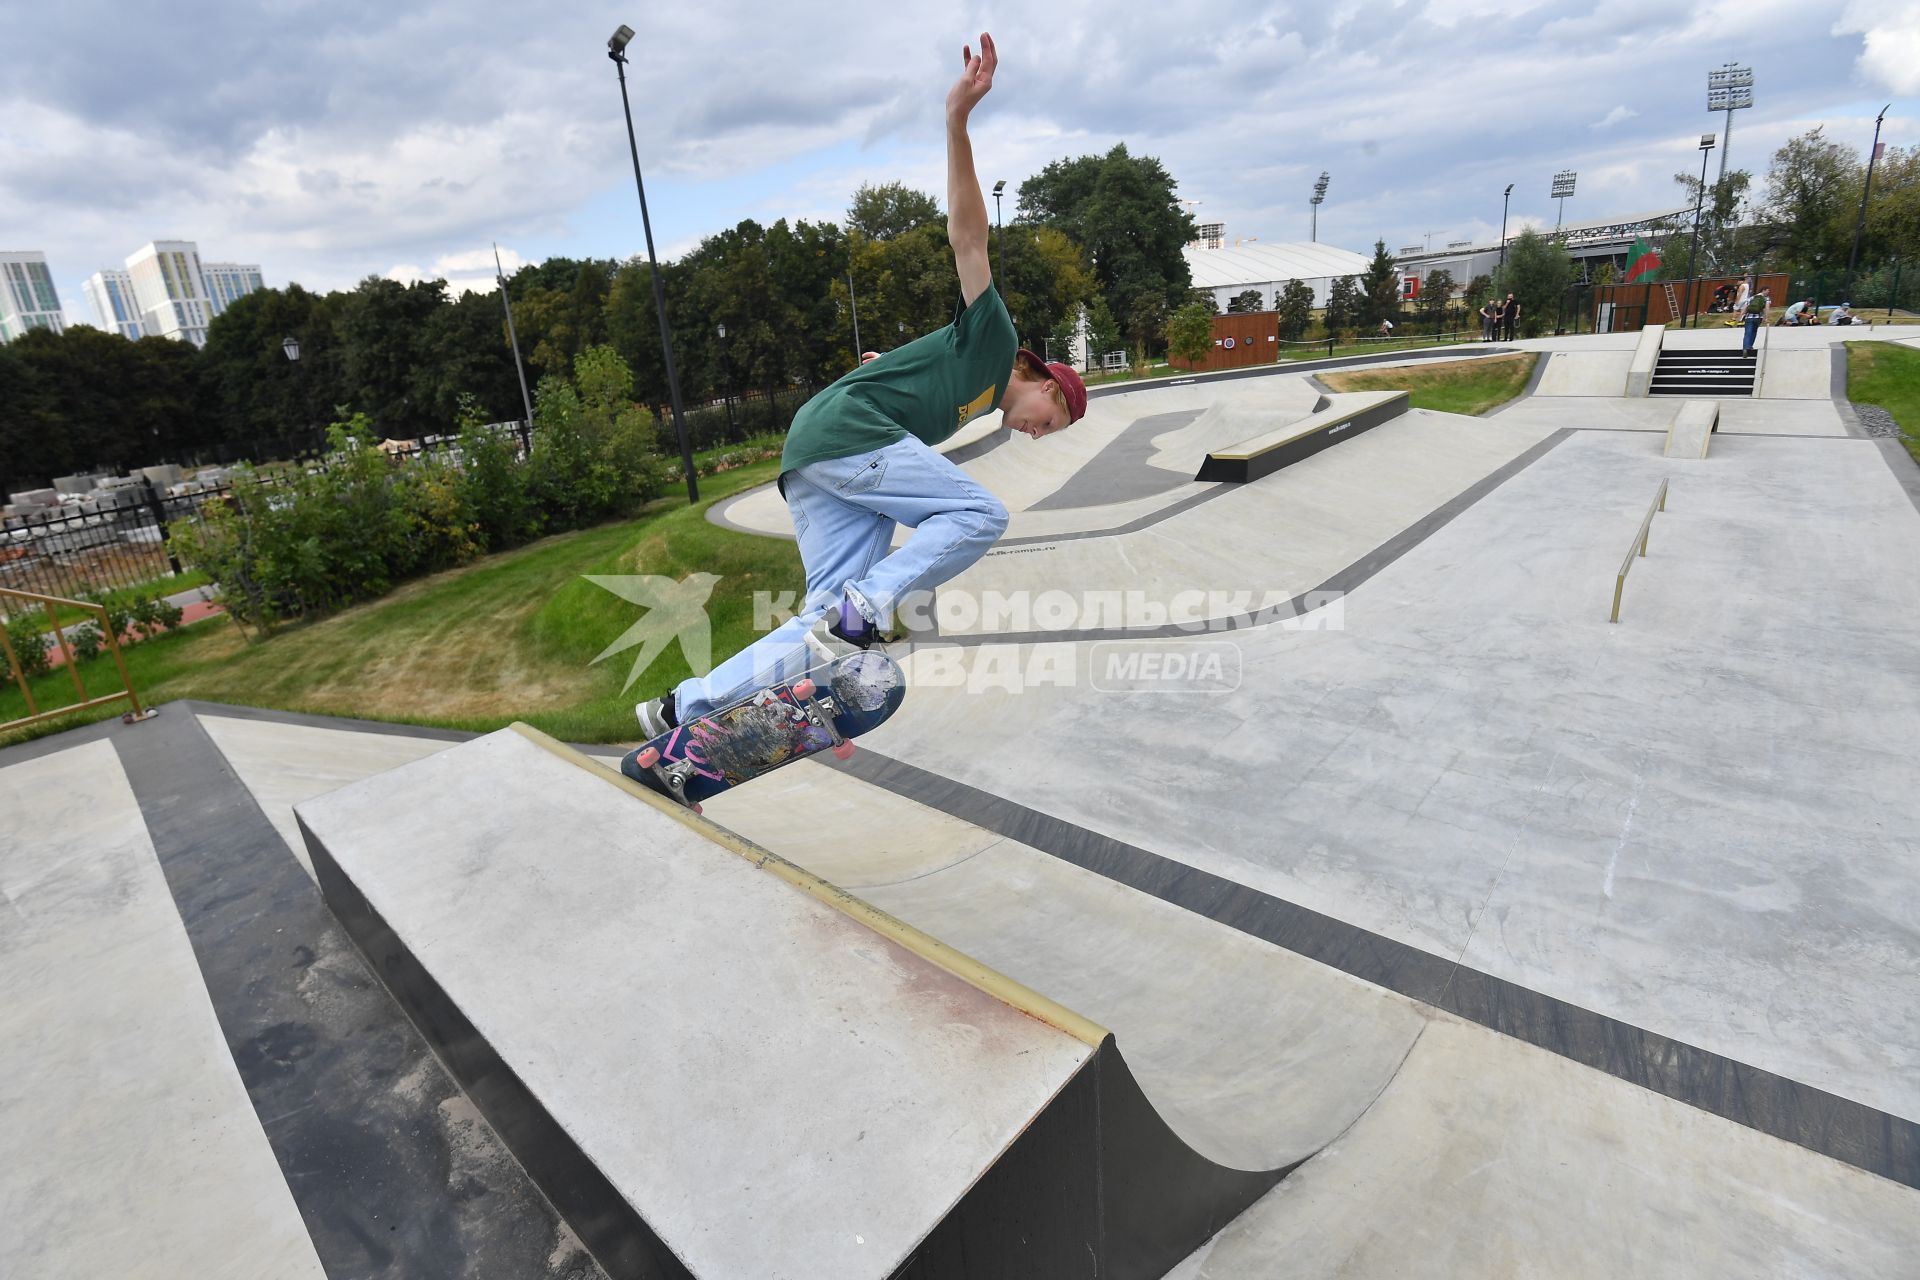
[916,428,1576,648]
[704,344,1520,544]
[835,748,1920,1190]
[107,708,606,1280]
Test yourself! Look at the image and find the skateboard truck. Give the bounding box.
[629,747,704,814]
[790,677,856,761]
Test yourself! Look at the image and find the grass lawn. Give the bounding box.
[1845,341,1920,465]
[0,461,801,748]
[1083,333,1492,388]
[1317,352,1539,416]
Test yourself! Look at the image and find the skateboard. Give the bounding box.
[620,651,906,810]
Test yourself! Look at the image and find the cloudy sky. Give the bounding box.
[6,0,1916,326]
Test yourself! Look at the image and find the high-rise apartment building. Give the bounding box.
[0,251,67,341]
[83,269,145,339]
[202,262,264,313]
[126,240,216,346]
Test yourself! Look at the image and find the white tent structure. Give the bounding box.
[1185,242,1374,311]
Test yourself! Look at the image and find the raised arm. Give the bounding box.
[945,33,996,306]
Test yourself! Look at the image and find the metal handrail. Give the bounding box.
[1,587,157,735]
[1610,479,1670,623]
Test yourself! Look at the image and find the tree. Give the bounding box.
[1276,279,1314,341]
[1667,169,1755,281]
[1357,239,1400,328]
[846,182,943,241]
[1324,276,1360,336]
[1018,143,1199,355]
[1418,268,1456,330]
[1227,288,1263,313]
[996,224,1097,353]
[332,276,452,436]
[1764,127,1858,272]
[1167,301,1214,366]
[1464,273,1493,312]
[1084,295,1121,364]
[1492,229,1571,338]
[199,283,343,445]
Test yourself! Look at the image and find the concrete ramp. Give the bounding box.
[295,725,1286,1280]
[1535,349,1634,396]
[1664,401,1718,458]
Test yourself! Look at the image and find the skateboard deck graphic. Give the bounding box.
[621,651,906,808]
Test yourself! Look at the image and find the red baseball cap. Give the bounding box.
[1017,348,1088,423]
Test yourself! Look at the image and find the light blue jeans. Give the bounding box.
[672,435,1007,718]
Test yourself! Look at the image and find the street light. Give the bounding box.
[281,335,299,362]
[1498,183,1514,274]
[1551,170,1577,234]
[991,180,1005,283]
[1683,133,1716,327]
[1707,63,1754,186]
[1310,171,1330,243]
[716,322,735,436]
[1848,105,1892,286]
[607,23,698,502]
[493,243,535,456]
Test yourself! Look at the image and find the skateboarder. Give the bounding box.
[635,31,1087,738]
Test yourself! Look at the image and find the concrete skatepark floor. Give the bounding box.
[5,328,1919,1277]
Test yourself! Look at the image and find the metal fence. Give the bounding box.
[0,480,238,616]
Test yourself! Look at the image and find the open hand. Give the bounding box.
[945,33,996,121]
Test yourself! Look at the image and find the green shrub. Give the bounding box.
[68,621,104,663]
[3,615,51,678]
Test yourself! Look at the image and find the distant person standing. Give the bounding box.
[1500,292,1520,341]
[1378,317,1395,338]
[1740,289,1769,357]
[1480,298,1499,341]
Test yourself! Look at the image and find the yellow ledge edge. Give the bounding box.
[506,721,1112,1050]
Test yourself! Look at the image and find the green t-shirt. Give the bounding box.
[781,284,1017,473]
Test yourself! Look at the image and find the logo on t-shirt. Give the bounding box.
[955,384,998,428]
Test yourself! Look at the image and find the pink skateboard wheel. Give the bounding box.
[831,742,856,761]
[636,746,659,769]
[690,803,703,815]
[793,678,816,699]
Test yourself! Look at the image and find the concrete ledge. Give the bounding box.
[1195,390,1410,483]
[297,725,1286,1280]
[1627,324,1666,397]
[1664,401,1719,458]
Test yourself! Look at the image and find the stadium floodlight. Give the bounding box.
[1310,171,1329,242]
[1706,63,1754,183]
[1552,170,1577,232]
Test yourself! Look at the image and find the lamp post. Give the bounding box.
[607,23,698,502]
[1848,105,1891,285]
[991,180,1005,283]
[847,270,862,365]
[281,335,308,448]
[1551,170,1577,235]
[716,322,735,436]
[1707,63,1754,186]
[493,244,535,456]
[1683,133,1716,327]
[1498,183,1514,275]
[1310,171,1329,242]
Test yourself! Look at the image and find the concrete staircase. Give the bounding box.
[1649,349,1756,397]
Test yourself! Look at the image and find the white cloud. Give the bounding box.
[1834,2,1920,94]
[1592,106,1638,129]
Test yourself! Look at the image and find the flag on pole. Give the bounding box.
[1624,238,1661,283]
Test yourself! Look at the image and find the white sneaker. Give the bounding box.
[635,694,676,738]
